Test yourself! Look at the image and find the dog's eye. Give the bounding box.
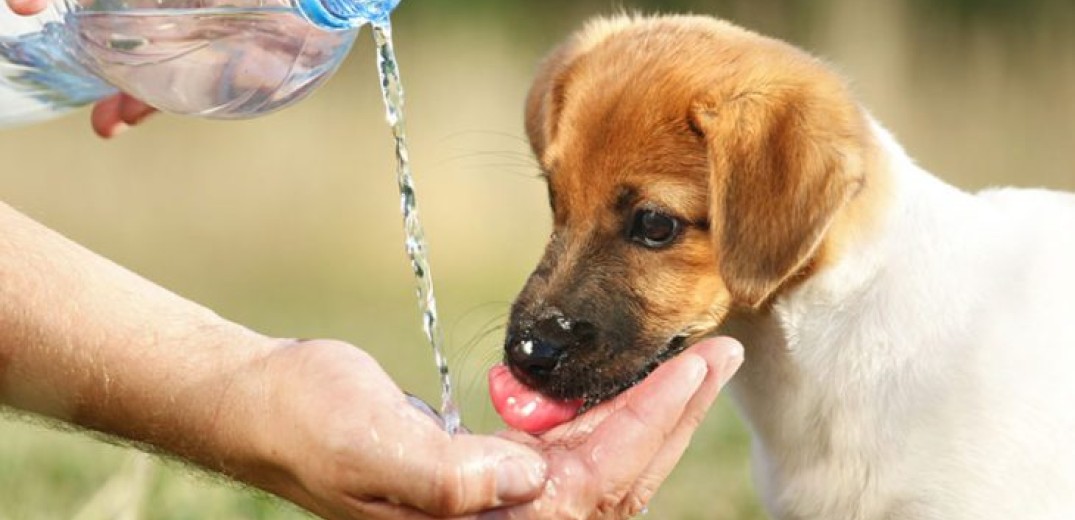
[629,209,681,248]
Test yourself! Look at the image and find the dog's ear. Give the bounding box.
[693,79,867,309]
[524,44,574,160]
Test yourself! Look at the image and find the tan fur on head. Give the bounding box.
[524,14,638,158]
[525,14,872,307]
[525,14,744,161]
[508,13,879,402]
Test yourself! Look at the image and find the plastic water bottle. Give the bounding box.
[0,0,400,127]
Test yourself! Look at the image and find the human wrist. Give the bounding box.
[76,321,296,497]
[175,333,301,496]
[208,337,349,512]
[224,339,414,517]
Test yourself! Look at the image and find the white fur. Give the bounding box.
[723,119,1075,520]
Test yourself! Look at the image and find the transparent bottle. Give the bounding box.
[0,0,400,127]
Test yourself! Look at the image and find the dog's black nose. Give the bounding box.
[507,316,595,383]
[507,335,563,377]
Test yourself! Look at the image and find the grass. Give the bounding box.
[0,0,1072,518]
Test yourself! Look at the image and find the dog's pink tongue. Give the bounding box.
[488,364,583,434]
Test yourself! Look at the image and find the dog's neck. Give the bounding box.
[722,117,996,499]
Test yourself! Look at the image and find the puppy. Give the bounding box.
[489,14,1075,520]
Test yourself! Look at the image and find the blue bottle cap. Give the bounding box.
[298,0,401,30]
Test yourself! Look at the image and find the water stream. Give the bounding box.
[371,21,461,435]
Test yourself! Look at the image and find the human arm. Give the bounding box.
[0,201,545,516]
[0,199,742,519]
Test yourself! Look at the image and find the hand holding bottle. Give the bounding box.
[4,0,155,136]
[1,0,399,135]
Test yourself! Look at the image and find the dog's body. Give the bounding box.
[727,123,1075,519]
[502,14,1075,519]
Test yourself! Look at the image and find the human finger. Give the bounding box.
[520,342,709,450]
[330,496,469,520]
[90,95,129,138]
[481,350,713,520]
[573,343,711,496]
[364,427,547,518]
[622,337,743,511]
[6,0,48,16]
[119,95,156,125]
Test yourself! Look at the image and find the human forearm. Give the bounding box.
[0,201,281,483]
[0,202,552,519]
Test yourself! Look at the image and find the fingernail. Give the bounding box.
[718,342,745,387]
[496,456,546,502]
[106,122,130,138]
[684,355,708,389]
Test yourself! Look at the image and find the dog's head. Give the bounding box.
[503,15,873,408]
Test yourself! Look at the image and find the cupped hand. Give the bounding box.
[486,337,743,519]
[6,0,155,137]
[252,337,742,520]
[244,337,741,520]
[248,340,550,520]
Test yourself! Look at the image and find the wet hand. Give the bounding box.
[247,340,549,520]
[484,337,744,519]
[244,338,740,520]
[5,0,155,137]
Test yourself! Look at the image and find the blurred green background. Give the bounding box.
[1,0,1072,518]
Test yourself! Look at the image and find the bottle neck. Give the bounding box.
[298,0,400,29]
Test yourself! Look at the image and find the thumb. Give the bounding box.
[381,432,547,517]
